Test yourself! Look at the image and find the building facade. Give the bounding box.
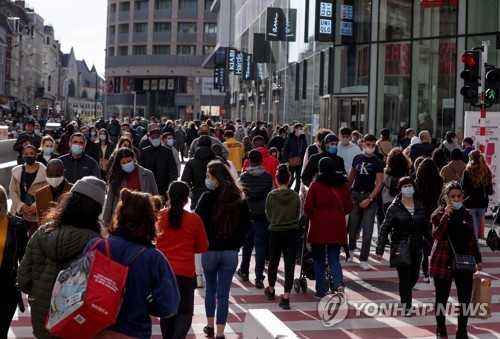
[209,0,500,142]
[105,0,223,120]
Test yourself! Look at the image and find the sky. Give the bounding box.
[28,0,107,75]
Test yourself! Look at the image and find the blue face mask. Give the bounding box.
[43,147,54,154]
[121,161,135,173]
[82,133,89,139]
[328,145,338,154]
[401,186,414,198]
[167,139,174,147]
[71,144,83,155]
[451,201,463,210]
[205,178,216,190]
[151,139,161,147]
[99,135,107,141]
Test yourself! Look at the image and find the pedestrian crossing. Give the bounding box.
[8,234,500,338]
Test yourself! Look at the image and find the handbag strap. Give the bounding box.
[448,164,461,180]
[447,234,457,256]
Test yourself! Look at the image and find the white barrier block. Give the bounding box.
[242,309,298,338]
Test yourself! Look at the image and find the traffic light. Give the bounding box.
[460,50,480,104]
[485,66,500,104]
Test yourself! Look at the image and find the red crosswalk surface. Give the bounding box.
[8,236,500,338]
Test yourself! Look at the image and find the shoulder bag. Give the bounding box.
[389,235,412,267]
[447,235,477,273]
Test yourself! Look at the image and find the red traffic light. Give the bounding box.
[462,52,478,67]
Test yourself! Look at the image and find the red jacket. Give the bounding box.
[242,147,278,187]
[304,181,354,244]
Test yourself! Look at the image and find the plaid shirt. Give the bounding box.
[429,207,482,280]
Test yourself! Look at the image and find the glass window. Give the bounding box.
[336,0,372,44]
[135,0,149,10]
[119,24,129,33]
[120,2,130,11]
[379,0,412,41]
[376,42,411,137]
[203,45,214,55]
[204,23,217,33]
[178,22,197,33]
[133,45,147,55]
[155,0,172,9]
[154,22,171,32]
[414,1,457,37]
[134,23,148,33]
[118,46,128,55]
[467,1,500,34]
[177,45,196,55]
[108,25,116,35]
[334,44,370,93]
[205,0,214,10]
[153,45,170,55]
[110,4,117,12]
[179,0,197,10]
[108,47,115,57]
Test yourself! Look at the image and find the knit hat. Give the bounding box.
[324,133,339,144]
[380,128,390,137]
[70,176,106,206]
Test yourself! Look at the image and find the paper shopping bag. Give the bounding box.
[471,275,492,319]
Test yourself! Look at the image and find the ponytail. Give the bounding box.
[167,181,190,230]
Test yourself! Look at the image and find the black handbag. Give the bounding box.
[389,237,412,267]
[486,228,500,251]
[448,235,477,273]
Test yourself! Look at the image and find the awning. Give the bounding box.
[0,104,10,110]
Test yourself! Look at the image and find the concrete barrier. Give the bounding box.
[0,139,18,192]
[242,309,297,338]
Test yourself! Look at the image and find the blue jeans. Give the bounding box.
[348,194,378,262]
[311,244,344,297]
[239,219,269,281]
[202,250,238,325]
[469,208,487,244]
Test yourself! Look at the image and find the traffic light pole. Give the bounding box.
[479,41,489,154]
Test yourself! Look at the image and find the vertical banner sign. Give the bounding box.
[315,0,335,42]
[215,48,227,66]
[114,77,121,93]
[285,9,297,41]
[235,50,244,75]
[213,67,220,89]
[243,53,253,81]
[218,66,226,92]
[266,8,283,41]
[227,48,236,72]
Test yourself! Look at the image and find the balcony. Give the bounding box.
[107,34,116,44]
[176,32,197,43]
[106,55,206,67]
[108,13,116,24]
[117,33,129,43]
[118,11,130,21]
[132,32,148,42]
[133,10,149,20]
[177,9,198,19]
[203,33,216,43]
[153,32,172,42]
[154,9,172,19]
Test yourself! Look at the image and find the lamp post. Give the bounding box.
[131,91,136,118]
[94,71,98,119]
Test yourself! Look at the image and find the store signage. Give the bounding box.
[235,50,244,75]
[214,67,219,89]
[266,7,297,41]
[243,53,253,81]
[218,67,226,92]
[315,0,335,42]
[385,43,411,75]
[228,48,236,72]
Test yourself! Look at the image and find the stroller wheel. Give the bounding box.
[294,278,301,293]
[300,277,307,293]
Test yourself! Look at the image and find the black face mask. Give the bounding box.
[23,156,36,166]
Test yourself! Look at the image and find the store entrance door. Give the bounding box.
[332,96,368,134]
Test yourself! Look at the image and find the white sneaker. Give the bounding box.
[347,250,354,263]
[359,261,370,271]
[196,275,204,288]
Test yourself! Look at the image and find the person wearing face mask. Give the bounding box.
[35,159,73,224]
[79,126,100,164]
[376,177,433,317]
[103,148,158,227]
[347,134,384,271]
[140,129,178,198]
[36,135,59,166]
[59,133,101,183]
[188,123,229,159]
[97,128,116,182]
[13,119,42,165]
[162,132,181,176]
[9,145,47,237]
[337,127,362,174]
[430,181,483,339]
[282,123,308,192]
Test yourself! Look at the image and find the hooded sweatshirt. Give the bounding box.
[239,166,274,219]
[265,188,300,232]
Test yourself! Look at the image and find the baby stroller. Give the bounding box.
[294,215,334,293]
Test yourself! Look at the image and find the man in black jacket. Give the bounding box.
[409,130,436,162]
[59,133,101,183]
[13,119,41,164]
[237,150,274,289]
[139,129,178,197]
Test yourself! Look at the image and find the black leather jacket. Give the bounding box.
[0,214,27,286]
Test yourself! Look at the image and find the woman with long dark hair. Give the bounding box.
[97,128,115,182]
[462,150,493,243]
[382,147,411,215]
[430,181,482,339]
[0,185,28,338]
[103,147,158,227]
[85,189,180,338]
[17,176,105,338]
[195,161,251,339]
[157,181,209,339]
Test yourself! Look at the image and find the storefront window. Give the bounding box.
[379,0,412,41]
[335,0,372,44]
[414,1,457,38]
[334,44,370,93]
[468,0,500,34]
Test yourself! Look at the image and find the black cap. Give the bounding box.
[380,128,390,137]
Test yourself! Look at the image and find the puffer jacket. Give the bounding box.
[181,146,216,210]
[376,196,433,255]
[17,223,100,339]
[239,166,274,219]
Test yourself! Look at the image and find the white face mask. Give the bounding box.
[364,147,375,155]
[47,176,64,188]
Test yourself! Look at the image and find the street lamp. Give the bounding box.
[131,91,136,118]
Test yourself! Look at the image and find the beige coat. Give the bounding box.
[440,160,466,184]
[9,163,47,222]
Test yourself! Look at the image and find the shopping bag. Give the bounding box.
[46,239,129,338]
[471,275,492,319]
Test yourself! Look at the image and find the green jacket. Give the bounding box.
[265,188,300,231]
[17,223,100,339]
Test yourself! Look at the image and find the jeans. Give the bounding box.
[288,166,302,192]
[348,194,378,262]
[434,271,474,335]
[268,229,299,293]
[240,219,269,281]
[202,250,238,325]
[311,244,344,297]
[160,275,195,339]
[469,208,487,244]
[396,251,422,309]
